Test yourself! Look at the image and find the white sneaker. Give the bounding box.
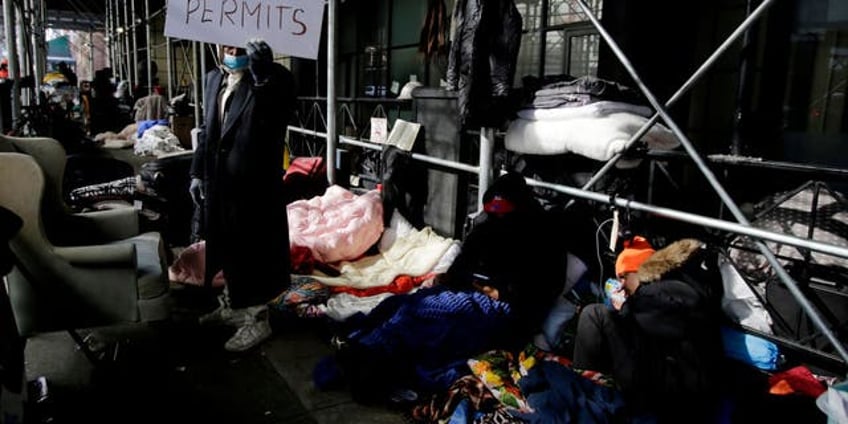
[198,294,250,327]
[224,306,272,352]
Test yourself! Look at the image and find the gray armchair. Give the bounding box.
[0,134,139,246]
[0,152,169,338]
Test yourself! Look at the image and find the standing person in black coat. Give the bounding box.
[189,39,296,352]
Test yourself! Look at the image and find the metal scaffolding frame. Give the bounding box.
[303,0,848,370]
[573,0,848,365]
[1,0,845,372]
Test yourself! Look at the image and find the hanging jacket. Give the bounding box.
[446,0,522,128]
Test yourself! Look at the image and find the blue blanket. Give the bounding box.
[347,285,514,390]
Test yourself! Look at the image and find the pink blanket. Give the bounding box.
[287,186,384,263]
[168,241,225,287]
[169,187,384,287]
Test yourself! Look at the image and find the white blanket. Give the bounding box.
[517,101,652,121]
[312,226,454,289]
[505,112,680,163]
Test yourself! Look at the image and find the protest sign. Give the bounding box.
[164,0,325,60]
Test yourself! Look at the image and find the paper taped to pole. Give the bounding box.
[164,0,326,60]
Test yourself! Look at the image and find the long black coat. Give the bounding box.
[191,64,296,308]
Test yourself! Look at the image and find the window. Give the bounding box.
[778,0,848,167]
[514,0,603,85]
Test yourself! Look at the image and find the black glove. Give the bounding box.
[246,38,273,85]
[189,178,205,206]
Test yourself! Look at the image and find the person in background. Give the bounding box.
[0,58,8,80]
[57,62,78,88]
[90,68,122,136]
[572,236,724,423]
[189,39,296,352]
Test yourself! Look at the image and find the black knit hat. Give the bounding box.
[482,172,539,215]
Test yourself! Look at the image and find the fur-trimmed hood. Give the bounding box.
[634,239,704,283]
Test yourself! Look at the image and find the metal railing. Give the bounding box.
[294,0,848,370]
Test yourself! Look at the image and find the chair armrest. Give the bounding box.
[53,243,136,267]
[73,207,140,242]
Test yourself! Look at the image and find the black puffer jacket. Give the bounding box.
[447,0,522,128]
[620,239,724,422]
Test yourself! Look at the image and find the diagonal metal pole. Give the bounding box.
[570,0,777,202]
[574,0,848,365]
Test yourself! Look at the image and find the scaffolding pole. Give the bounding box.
[326,0,338,184]
[145,0,152,96]
[200,43,206,99]
[111,0,120,79]
[572,0,777,200]
[166,37,173,99]
[89,31,95,79]
[305,125,848,265]
[113,0,122,80]
[30,0,45,103]
[338,135,480,174]
[16,0,30,106]
[123,0,132,85]
[193,41,201,129]
[575,0,848,366]
[3,0,20,128]
[479,128,495,211]
[105,0,112,70]
[130,0,139,90]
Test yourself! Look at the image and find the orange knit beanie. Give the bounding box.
[615,236,655,277]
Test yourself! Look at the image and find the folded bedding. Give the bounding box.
[516,101,652,121]
[505,112,679,163]
[312,226,454,289]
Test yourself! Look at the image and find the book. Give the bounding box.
[386,119,421,151]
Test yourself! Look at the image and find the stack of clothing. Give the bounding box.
[506,76,680,167]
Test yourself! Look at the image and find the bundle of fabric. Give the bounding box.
[327,172,568,403]
[281,210,456,321]
[67,176,139,207]
[134,124,185,157]
[287,185,384,264]
[170,186,386,288]
[464,345,626,423]
[94,122,138,149]
[528,76,643,109]
[168,241,226,287]
[505,76,680,166]
[310,224,454,290]
[341,285,515,393]
[133,93,168,122]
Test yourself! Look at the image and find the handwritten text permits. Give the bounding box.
[165,0,326,60]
